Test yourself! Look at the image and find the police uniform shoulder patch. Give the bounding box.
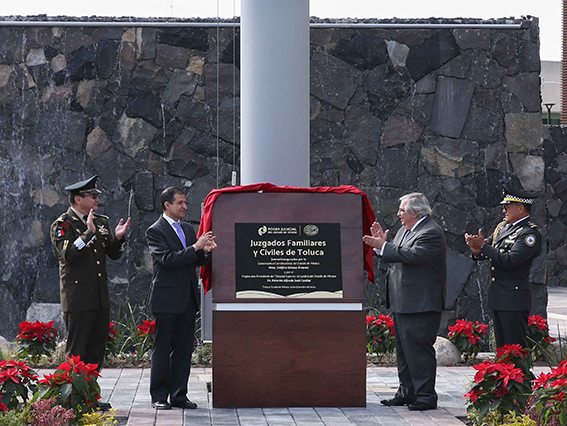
[525,234,537,247]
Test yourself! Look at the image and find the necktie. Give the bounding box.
[402,229,411,243]
[172,222,187,248]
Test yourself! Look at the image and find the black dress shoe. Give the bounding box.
[97,402,112,411]
[171,399,198,409]
[152,400,172,410]
[408,401,437,411]
[381,397,416,406]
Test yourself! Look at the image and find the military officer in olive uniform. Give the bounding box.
[50,176,130,373]
[465,185,541,348]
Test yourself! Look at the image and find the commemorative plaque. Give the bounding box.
[235,223,342,298]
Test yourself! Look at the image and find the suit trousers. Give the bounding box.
[150,293,198,403]
[64,308,110,371]
[393,311,441,405]
[493,310,529,348]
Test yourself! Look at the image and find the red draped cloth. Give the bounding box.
[197,183,376,293]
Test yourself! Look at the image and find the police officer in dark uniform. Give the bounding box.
[465,185,541,348]
[50,176,130,377]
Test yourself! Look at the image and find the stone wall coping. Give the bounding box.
[0,15,529,28]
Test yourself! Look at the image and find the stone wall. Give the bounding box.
[0,16,559,340]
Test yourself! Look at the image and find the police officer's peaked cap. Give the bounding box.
[64,175,102,194]
[500,184,538,205]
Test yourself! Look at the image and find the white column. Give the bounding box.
[240,0,310,187]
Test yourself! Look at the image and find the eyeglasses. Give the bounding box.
[83,194,100,200]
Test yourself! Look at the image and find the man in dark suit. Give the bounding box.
[363,193,446,411]
[146,187,216,410]
[465,185,541,348]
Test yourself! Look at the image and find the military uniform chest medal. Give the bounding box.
[97,224,110,235]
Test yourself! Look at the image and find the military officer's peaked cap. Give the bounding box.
[500,184,538,205]
[64,175,102,194]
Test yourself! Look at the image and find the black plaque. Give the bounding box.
[235,223,342,298]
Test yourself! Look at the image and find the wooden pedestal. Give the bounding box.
[212,310,366,407]
[209,191,367,408]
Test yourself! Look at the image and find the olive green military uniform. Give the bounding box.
[50,207,125,367]
[473,217,541,347]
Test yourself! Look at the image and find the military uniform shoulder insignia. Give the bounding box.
[529,222,539,229]
[525,234,537,247]
[493,221,506,241]
[54,214,70,235]
[95,213,109,220]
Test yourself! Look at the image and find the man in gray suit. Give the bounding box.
[363,193,446,411]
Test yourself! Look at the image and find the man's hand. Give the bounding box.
[363,221,389,250]
[204,240,217,254]
[115,218,131,240]
[193,231,216,252]
[465,229,486,255]
[86,209,96,233]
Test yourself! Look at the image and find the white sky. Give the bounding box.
[3,0,562,61]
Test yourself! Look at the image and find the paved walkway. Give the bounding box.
[547,286,567,339]
[35,365,549,426]
[32,287,566,425]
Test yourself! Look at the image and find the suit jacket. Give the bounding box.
[50,207,125,312]
[146,216,210,314]
[382,216,447,314]
[475,217,541,312]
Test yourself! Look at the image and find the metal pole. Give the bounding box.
[240,0,310,186]
[545,103,555,125]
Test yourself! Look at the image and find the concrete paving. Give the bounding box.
[36,365,547,426]
[32,287,566,425]
[547,286,567,339]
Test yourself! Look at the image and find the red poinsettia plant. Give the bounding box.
[366,314,395,360]
[135,319,156,361]
[448,319,488,362]
[14,320,59,362]
[527,359,567,425]
[105,321,121,359]
[136,319,155,337]
[527,315,557,361]
[464,344,534,425]
[0,359,38,410]
[38,355,101,418]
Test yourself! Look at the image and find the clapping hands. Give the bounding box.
[465,229,486,255]
[362,221,390,250]
[194,231,217,253]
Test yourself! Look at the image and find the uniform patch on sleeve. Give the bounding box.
[525,234,536,247]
